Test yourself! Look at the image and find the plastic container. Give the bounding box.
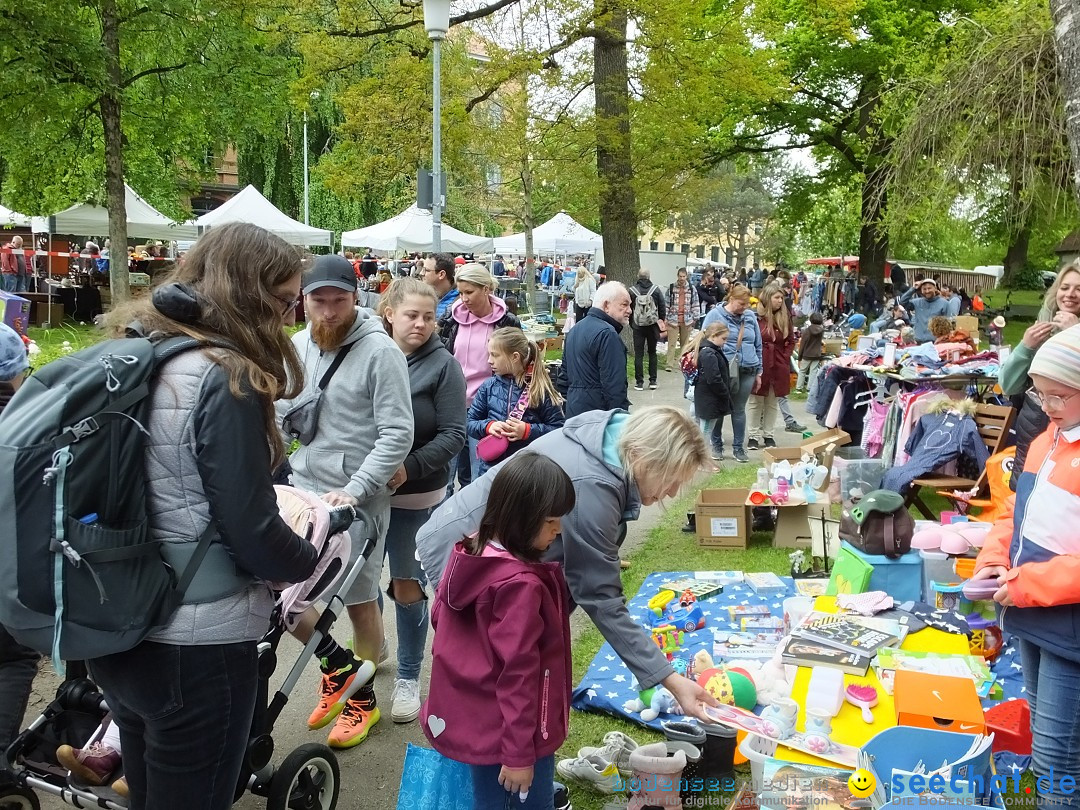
[738,733,781,795]
[954,556,978,579]
[919,549,955,602]
[838,458,886,507]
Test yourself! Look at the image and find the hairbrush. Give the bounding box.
[844,683,878,724]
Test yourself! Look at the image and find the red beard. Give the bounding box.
[310,317,354,352]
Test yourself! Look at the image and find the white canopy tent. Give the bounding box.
[492,212,602,255]
[0,205,31,229]
[341,205,493,253]
[195,185,333,247]
[44,184,198,241]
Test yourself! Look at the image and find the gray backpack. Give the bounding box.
[632,285,659,327]
[0,336,226,662]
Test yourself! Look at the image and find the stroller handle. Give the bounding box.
[326,504,357,536]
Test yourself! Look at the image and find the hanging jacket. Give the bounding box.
[976,426,1080,663]
[756,316,795,397]
[694,343,734,420]
[881,409,990,493]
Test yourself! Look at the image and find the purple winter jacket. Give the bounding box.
[421,542,571,768]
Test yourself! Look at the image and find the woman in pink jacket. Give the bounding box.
[421,452,575,809]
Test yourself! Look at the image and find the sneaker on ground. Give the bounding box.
[556,754,621,794]
[786,422,807,433]
[56,743,121,786]
[328,685,380,749]
[746,438,760,450]
[733,449,749,463]
[578,730,639,776]
[649,383,657,390]
[307,657,374,730]
[763,437,777,448]
[634,384,644,391]
[711,452,723,461]
[554,780,572,810]
[390,678,421,724]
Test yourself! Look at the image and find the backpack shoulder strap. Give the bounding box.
[318,340,355,391]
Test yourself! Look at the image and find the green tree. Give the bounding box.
[0,0,293,301]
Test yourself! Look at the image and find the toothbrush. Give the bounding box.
[845,683,878,724]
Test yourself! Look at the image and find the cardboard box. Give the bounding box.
[894,670,986,734]
[696,488,750,548]
[0,291,30,335]
[955,315,979,336]
[822,338,845,356]
[763,428,851,491]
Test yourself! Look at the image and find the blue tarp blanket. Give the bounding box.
[570,571,1025,732]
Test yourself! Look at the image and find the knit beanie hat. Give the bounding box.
[1030,325,1080,390]
[0,323,28,381]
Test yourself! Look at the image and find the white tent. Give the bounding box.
[0,205,31,228]
[46,184,198,240]
[492,212,602,254]
[341,205,493,253]
[195,185,333,247]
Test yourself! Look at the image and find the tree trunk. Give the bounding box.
[858,154,890,290]
[1050,0,1080,208]
[593,0,639,288]
[1002,226,1031,287]
[101,0,129,305]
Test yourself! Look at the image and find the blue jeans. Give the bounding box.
[0,275,14,293]
[1021,638,1080,808]
[446,439,479,497]
[712,368,756,454]
[470,754,555,810]
[89,640,258,810]
[384,506,432,681]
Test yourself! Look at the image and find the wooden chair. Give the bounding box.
[903,402,1015,520]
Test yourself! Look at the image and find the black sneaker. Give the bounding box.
[554,781,572,810]
[786,422,807,433]
[746,438,760,450]
[649,382,658,390]
[634,383,644,391]
[733,449,749,463]
[763,438,777,448]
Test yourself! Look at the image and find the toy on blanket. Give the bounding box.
[648,589,706,634]
[622,685,685,722]
[696,650,792,708]
[692,650,757,710]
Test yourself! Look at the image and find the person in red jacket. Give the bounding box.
[746,283,795,449]
[421,452,575,809]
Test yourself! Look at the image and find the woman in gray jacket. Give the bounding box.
[91,223,319,810]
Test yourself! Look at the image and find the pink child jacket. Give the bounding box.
[421,541,571,768]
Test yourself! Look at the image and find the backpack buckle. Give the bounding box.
[68,418,100,442]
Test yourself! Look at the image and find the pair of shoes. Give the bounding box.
[328,683,380,748]
[763,437,777,448]
[390,678,421,724]
[649,382,657,390]
[578,730,640,776]
[786,422,807,433]
[556,754,621,794]
[308,656,376,730]
[634,383,644,391]
[746,438,760,450]
[57,743,121,786]
[733,450,749,464]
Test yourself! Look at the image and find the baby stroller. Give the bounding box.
[1,487,376,810]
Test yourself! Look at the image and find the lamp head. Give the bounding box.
[423,0,451,38]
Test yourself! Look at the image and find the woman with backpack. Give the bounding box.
[629,270,666,391]
[90,223,320,810]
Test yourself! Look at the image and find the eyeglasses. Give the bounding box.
[272,294,299,315]
[1032,389,1080,411]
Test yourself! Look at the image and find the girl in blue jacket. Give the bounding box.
[468,328,565,475]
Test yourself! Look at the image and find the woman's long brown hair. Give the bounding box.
[106,222,306,468]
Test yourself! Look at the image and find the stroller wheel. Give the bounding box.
[0,786,40,810]
[266,743,339,810]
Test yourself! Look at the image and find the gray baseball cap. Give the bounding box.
[303,255,359,295]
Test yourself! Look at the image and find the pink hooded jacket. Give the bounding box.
[450,295,510,404]
[421,542,571,768]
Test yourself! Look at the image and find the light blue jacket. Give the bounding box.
[702,304,763,374]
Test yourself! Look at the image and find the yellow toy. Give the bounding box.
[651,624,684,657]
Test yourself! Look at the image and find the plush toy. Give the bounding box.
[695,650,793,708]
[622,685,684,722]
[691,651,757,710]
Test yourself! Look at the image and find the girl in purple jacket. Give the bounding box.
[421,453,575,809]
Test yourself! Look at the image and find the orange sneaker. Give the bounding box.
[327,686,380,749]
[307,657,373,730]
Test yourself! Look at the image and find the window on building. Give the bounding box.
[711,246,721,263]
[665,243,675,252]
[725,247,735,265]
[649,241,659,251]
[696,245,705,259]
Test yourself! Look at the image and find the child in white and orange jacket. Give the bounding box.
[972,326,1080,807]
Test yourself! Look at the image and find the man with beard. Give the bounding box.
[277,254,413,749]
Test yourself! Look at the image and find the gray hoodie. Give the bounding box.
[415,410,676,689]
[277,309,414,508]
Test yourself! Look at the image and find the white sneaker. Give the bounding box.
[556,753,621,794]
[390,678,421,724]
[578,730,639,776]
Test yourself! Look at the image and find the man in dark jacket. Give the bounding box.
[628,270,666,391]
[561,282,633,417]
[697,268,719,314]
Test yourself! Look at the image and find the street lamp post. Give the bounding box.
[424,0,450,252]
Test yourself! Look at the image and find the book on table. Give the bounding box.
[791,614,901,656]
[780,637,872,676]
